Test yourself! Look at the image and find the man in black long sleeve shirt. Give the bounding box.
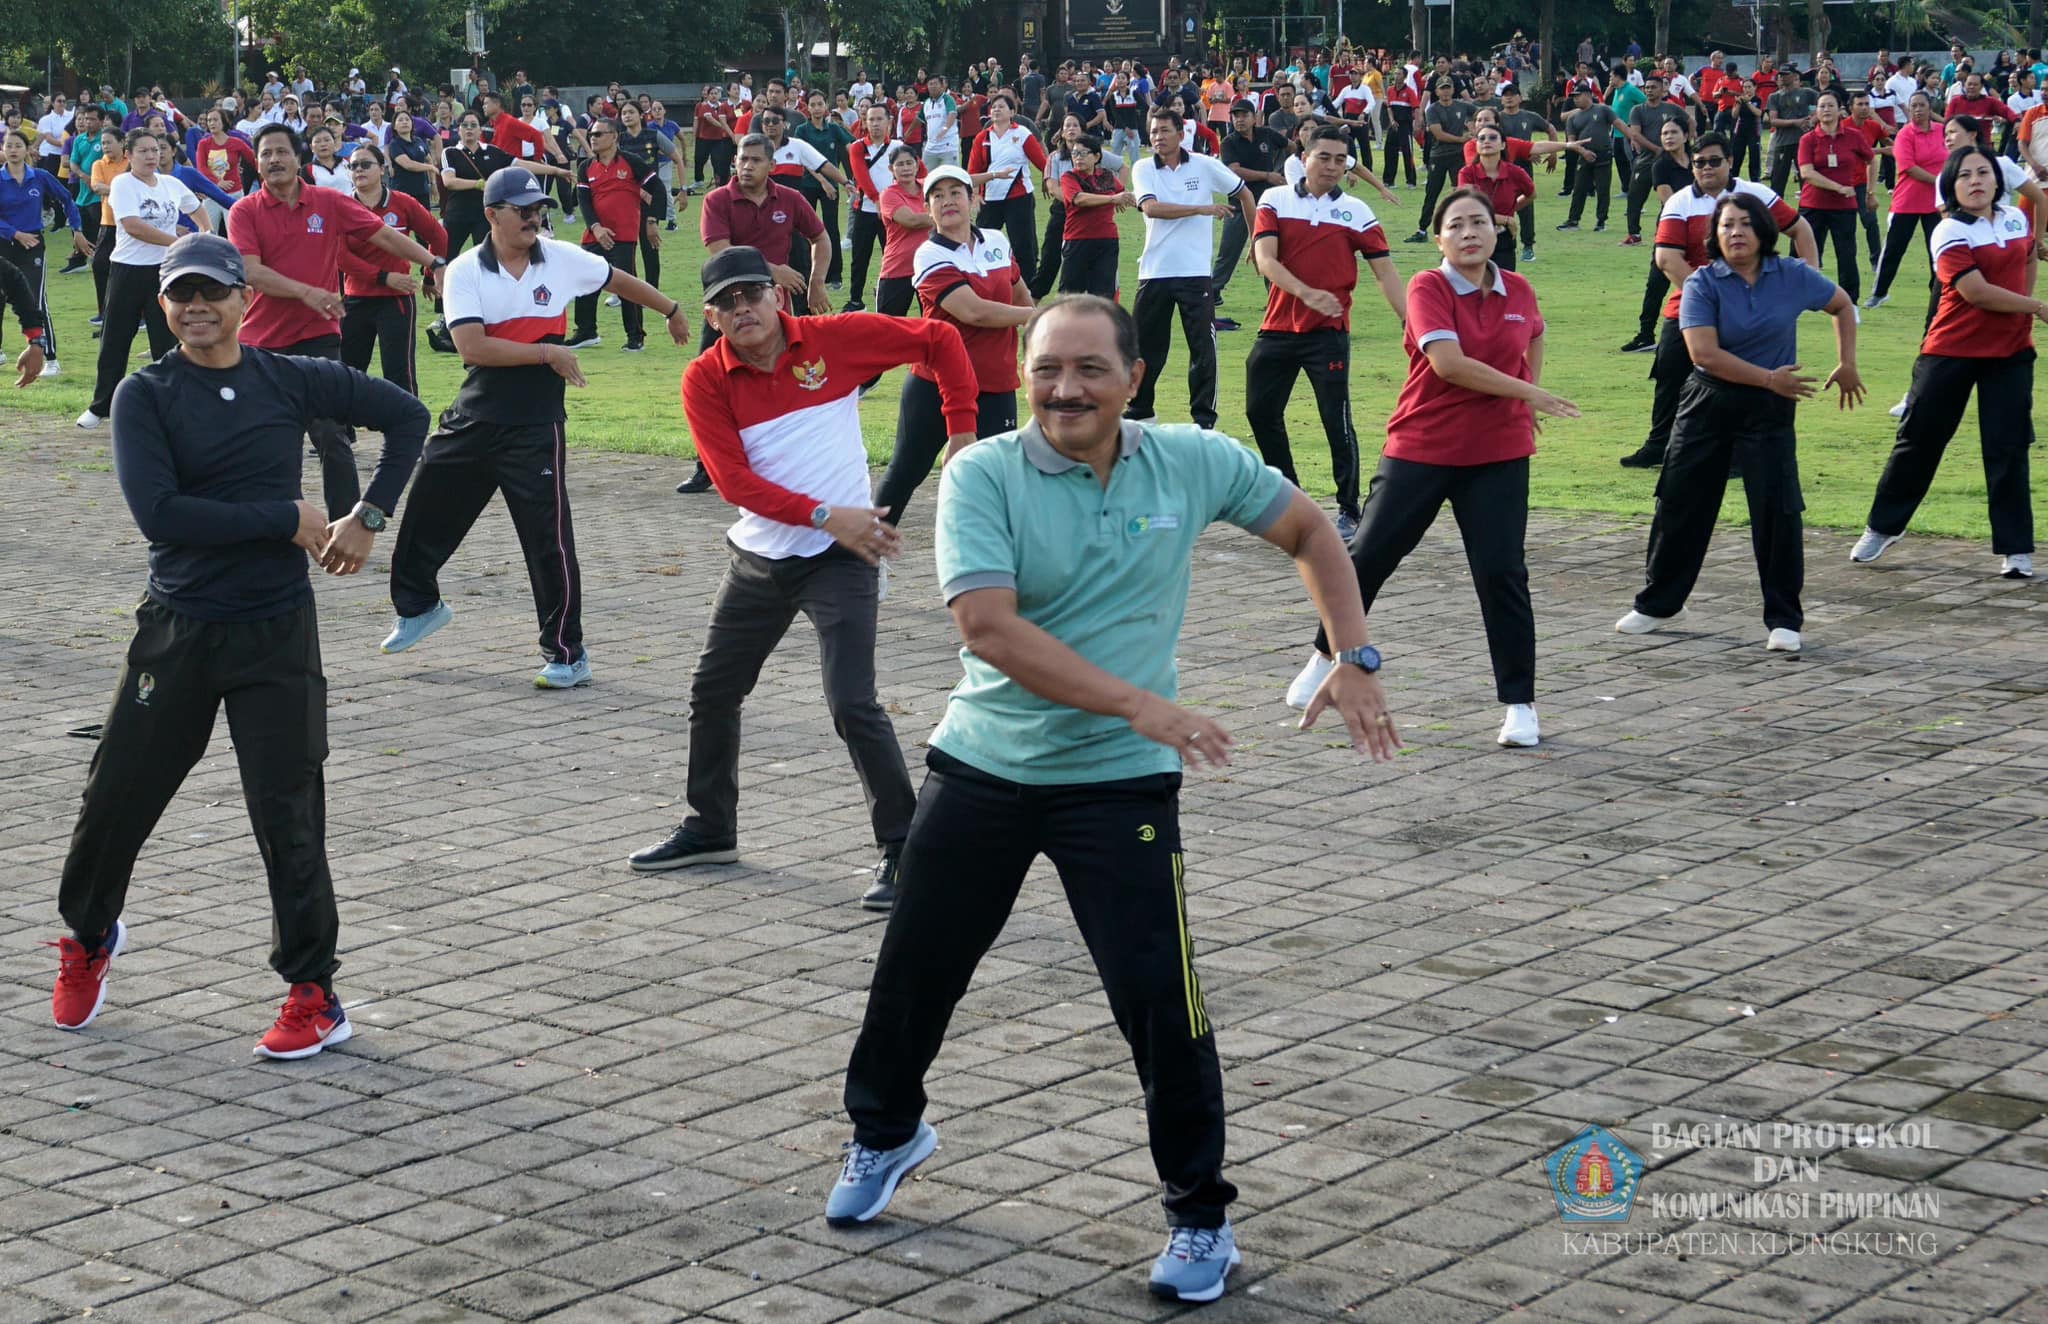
[49,233,428,1062]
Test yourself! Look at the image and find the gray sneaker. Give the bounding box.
[825,1120,937,1226]
[1849,528,1901,564]
[1149,1221,1241,1302]
[381,601,453,653]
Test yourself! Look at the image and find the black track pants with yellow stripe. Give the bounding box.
[844,746,1237,1229]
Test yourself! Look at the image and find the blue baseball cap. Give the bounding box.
[483,166,554,208]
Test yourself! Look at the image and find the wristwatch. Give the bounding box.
[352,501,388,532]
[810,503,831,529]
[1334,644,1382,673]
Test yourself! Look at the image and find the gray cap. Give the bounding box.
[157,233,247,292]
[483,165,554,208]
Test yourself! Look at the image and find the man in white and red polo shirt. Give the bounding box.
[1617,135,1814,468]
[230,121,440,520]
[482,87,562,170]
[1245,126,1405,540]
[635,245,975,912]
[571,117,664,351]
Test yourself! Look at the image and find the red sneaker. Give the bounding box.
[50,920,127,1030]
[254,982,353,1060]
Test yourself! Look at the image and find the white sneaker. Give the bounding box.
[1766,628,1802,652]
[1497,704,1539,747]
[1888,395,1909,419]
[1284,650,1335,710]
[75,409,104,429]
[1614,608,1680,635]
[876,557,892,601]
[605,293,622,307]
[2002,553,2034,579]
[1849,528,1901,563]
[39,358,60,378]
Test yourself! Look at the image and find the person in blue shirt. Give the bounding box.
[827,294,1399,1306]
[62,104,106,274]
[1617,190,1863,653]
[0,127,89,376]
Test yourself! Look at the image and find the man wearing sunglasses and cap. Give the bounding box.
[379,166,690,688]
[45,232,430,1060]
[635,245,974,909]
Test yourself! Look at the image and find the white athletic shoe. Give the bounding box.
[75,409,104,429]
[605,293,621,307]
[1888,395,1909,419]
[1284,650,1335,710]
[1614,608,1681,635]
[39,358,60,379]
[1766,628,1802,652]
[1849,528,1901,563]
[1497,704,1539,747]
[2002,553,2034,579]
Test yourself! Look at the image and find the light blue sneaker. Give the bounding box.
[380,601,452,654]
[534,656,593,689]
[1149,1221,1240,1303]
[824,1120,936,1227]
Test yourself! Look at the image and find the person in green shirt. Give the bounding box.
[827,293,1399,1305]
[63,104,106,276]
[1608,68,1647,174]
[791,89,857,286]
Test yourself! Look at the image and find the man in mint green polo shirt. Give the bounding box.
[826,294,1400,1305]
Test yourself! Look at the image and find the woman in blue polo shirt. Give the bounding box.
[0,128,89,376]
[1618,191,1863,653]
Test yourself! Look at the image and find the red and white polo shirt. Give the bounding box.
[1252,182,1392,334]
[912,227,1024,392]
[441,236,612,423]
[1927,203,2035,359]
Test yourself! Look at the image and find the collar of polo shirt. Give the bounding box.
[1294,179,1344,200]
[1018,418,1147,474]
[1439,258,1507,295]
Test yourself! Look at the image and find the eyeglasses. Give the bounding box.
[491,202,548,218]
[164,278,239,303]
[708,282,773,312]
[589,128,614,138]
[1692,155,1728,168]
[349,158,378,171]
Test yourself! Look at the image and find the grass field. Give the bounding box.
[4,170,2040,542]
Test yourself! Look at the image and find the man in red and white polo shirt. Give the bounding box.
[570,117,664,351]
[231,122,440,522]
[1245,126,1405,540]
[378,167,690,689]
[1618,136,1814,468]
[635,246,976,912]
[482,88,563,171]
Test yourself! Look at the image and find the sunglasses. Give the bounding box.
[1692,155,1728,168]
[708,282,773,312]
[349,158,378,171]
[164,278,240,303]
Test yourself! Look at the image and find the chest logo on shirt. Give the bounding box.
[532,284,553,306]
[135,672,155,706]
[307,213,325,234]
[1127,513,1181,534]
[1504,312,1527,323]
[792,357,828,390]
[384,211,400,226]
[771,209,788,224]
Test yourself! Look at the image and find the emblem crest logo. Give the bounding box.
[135,672,155,706]
[792,357,828,390]
[532,284,553,306]
[1546,1125,1645,1223]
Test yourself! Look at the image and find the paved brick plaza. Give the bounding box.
[2,421,2046,1323]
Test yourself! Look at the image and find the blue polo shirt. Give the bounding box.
[931,420,1291,785]
[1679,257,1838,373]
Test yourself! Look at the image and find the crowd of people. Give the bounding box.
[4,30,2042,1310]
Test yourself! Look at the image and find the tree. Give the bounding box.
[1654,0,1672,58]
[3,0,235,93]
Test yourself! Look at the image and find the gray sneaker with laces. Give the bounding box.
[824,1120,936,1226]
[1149,1220,1240,1302]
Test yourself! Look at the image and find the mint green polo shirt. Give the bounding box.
[930,419,1291,785]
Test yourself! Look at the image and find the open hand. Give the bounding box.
[1129,692,1236,770]
[1299,662,1401,762]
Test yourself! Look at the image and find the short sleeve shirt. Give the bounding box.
[930,421,1291,784]
[1385,262,1546,466]
[1796,125,1872,209]
[700,179,823,251]
[108,172,201,265]
[227,184,386,347]
[911,226,1022,392]
[442,237,615,422]
[1220,126,1290,182]
[1925,204,2035,359]
[1253,183,1391,333]
[1130,151,1243,280]
[1423,100,1474,161]
[1678,257,1838,372]
[1766,87,1818,148]
[1566,104,1620,157]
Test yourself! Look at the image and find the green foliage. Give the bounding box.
[3,0,236,91]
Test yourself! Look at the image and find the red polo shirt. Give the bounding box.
[1385,263,1545,467]
[700,179,823,255]
[1455,161,1536,223]
[1796,125,1871,210]
[226,183,385,347]
[491,111,549,162]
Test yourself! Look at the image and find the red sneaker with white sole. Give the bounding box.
[50,920,127,1030]
[254,982,353,1059]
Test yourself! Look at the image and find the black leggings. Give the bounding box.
[1417,156,1460,233]
[437,210,491,313]
[0,238,54,360]
[1871,210,1939,314]
[875,275,915,318]
[1386,105,1417,185]
[91,261,175,417]
[976,191,1038,293]
[1806,207,1862,303]
[1029,198,1066,298]
[847,209,885,306]
[340,294,419,396]
[1058,237,1119,297]
[876,377,1016,525]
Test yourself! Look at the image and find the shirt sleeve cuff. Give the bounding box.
[1416,328,1459,348]
[941,570,1017,603]
[1242,484,1293,536]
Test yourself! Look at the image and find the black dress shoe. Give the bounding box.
[628,826,738,872]
[861,852,900,911]
[675,465,714,495]
[1618,446,1665,469]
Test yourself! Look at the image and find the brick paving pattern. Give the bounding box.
[2,422,2046,1323]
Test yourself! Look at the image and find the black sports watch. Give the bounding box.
[1334,644,1381,673]
[352,501,388,532]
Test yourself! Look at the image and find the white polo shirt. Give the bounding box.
[1131,150,1243,281]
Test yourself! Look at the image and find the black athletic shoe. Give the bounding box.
[1212,316,1240,332]
[1404,229,1429,243]
[628,826,739,872]
[1619,334,1656,354]
[1618,446,1665,469]
[861,852,901,911]
[1555,221,1580,231]
[675,464,714,495]
[844,300,866,312]
[622,338,645,353]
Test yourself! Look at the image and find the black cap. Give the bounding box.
[1230,98,1256,114]
[158,233,246,292]
[701,245,775,302]
[483,166,554,208]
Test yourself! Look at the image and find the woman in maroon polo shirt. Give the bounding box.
[1796,91,1873,305]
[1057,134,1133,297]
[1286,187,1577,750]
[1455,126,1535,271]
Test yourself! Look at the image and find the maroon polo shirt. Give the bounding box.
[227,183,384,347]
[699,179,822,258]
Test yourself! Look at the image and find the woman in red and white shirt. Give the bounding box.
[1455,126,1535,270]
[875,146,931,317]
[1057,134,1133,297]
[337,142,447,397]
[965,93,1049,293]
[1856,143,2046,579]
[1287,187,1577,750]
